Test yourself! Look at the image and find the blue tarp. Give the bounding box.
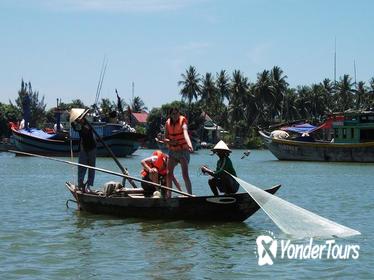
[281,123,317,134]
[19,128,56,139]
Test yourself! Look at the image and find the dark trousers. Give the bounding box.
[78,148,96,187]
[208,173,239,196]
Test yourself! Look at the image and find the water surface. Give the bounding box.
[0,149,372,279]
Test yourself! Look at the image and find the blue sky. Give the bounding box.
[1,0,373,109]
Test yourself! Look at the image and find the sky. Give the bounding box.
[1,0,373,110]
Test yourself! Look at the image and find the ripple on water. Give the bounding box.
[0,150,373,279]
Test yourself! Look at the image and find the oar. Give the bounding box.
[8,150,194,198]
[79,115,137,188]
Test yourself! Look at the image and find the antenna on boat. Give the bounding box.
[354,59,357,85]
[131,81,135,106]
[334,37,337,86]
[94,56,108,116]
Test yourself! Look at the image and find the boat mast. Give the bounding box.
[334,37,337,86]
[131,81,135,106]
[354,59,357,85]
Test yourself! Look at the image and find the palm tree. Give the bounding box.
[253,70,274,122]
[368,77,374,109]
[336,74,354,111]
[309,84,327,121]
[270,66,288,120]
[354,81,367,110]
[216,70,230,103]
[178,66,201,116]
[282,88,300,121]
[320,78,334,113]
[131,96,148,112]
[99,98,115,117]
[295,85,312,120]
[200,72,218,117]
[228,70,249,138]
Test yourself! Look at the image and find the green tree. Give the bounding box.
[178,66,201,116]
[336,74,354,111]
[228,70,249,138]
[99,98,116,119]
[320,78,334,113]
[368,77,374,109]
[200,72,219,117]
[354,81,368,110]
[131,96,148,112]
[282,88,300,121]
[216,70,230,103]
[271,66,288,120]
[0,102,20,137]
[253,70,274,123]
[13,80,46,128]
[295,85,312,120]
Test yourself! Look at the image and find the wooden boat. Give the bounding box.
[259,111,374,162]
[10,123,146,157]
[66,182,281,222]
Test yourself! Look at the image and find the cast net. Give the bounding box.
[232,175,360,238]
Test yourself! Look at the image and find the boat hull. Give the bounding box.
[11,128,144,157]
[259,131,374,162]
[67,183,281,222]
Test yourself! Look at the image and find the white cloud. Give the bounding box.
[32,0,204,13]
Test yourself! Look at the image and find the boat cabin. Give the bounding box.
[332,111,374,143]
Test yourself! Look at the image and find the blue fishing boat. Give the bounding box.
[10,122,145,157]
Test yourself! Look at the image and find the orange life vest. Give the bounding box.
[165,115,189,151]
[141,150,168,177]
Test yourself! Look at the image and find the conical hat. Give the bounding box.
[212,140,231,153]
[69,108,86,123]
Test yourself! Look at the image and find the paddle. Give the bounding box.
[8,150,194,198]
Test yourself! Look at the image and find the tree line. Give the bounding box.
[1,67,374,147]
[174,65,374,146]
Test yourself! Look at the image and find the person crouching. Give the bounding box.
[201,140,239,196]
[141,150,182,197]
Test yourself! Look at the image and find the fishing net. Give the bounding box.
[232,175,360,238]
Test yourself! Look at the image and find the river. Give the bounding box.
[0,149,372,279]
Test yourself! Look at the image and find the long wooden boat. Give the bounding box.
[66,182,281,222]
[10,123,146,157]
[259,130,374,162]
[259,111,374,162]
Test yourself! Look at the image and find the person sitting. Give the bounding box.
[140,150,181,197]
[201,140,239,196]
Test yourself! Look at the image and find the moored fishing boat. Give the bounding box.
[10,122,146,157]
[66,182,281,222]
[259,110,374,162]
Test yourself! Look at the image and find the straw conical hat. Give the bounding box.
[212,140,231,153]
[69,108,86,123]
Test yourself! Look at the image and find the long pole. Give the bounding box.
[84,119,138,188]
[8,150,193,197]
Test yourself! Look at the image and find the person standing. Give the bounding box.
[164,107,193,196]
[71,110,97,193]
[201,140,239,196]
